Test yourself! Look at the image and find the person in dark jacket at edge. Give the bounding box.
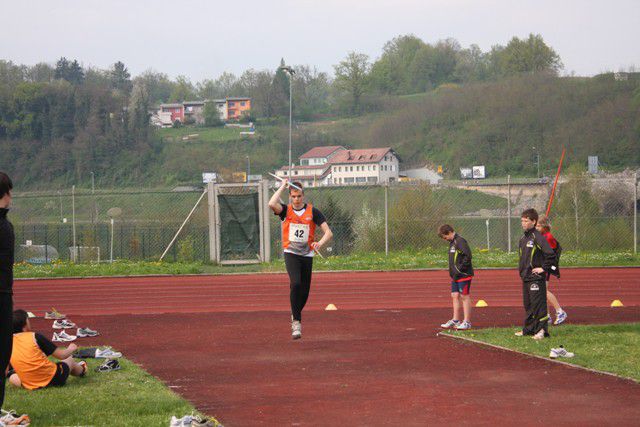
[438,224,474,330]
[0,172,16,415]
[515,208,557,340]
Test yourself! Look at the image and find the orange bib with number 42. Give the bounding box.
[282,204,316,255]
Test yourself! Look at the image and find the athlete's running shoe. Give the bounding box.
[455,321,472,330]
[291,320,302,340]
[191,416,217,427]
[532,329,546,340]
[44,309,65,320]
[0,409,31,426]
[95,359,121,372]
[95,347,122,358]
[52,319,76,329]
[549,346,574,359]
[170,415,194,427]
[440,319,460,329]
[514,330,524,336]
[76,327,99,338]
[554,310,568,325]
[52,331,77,342]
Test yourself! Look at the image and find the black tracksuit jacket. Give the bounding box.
[0,208,14,295]
[518,227,556,282]
[448,233,474,281]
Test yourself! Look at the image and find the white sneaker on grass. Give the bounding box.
[170,415,192,427]
[440,319,460,329]
[291,320,302,340]
[455,321,472,330]
[95,347,122,358]
[549,346,574,359]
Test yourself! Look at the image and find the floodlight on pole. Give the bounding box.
[279,65,295,177]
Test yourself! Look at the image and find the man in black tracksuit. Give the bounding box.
[438,224,474,330]
[518,208,556,339]
[0,172,15,411]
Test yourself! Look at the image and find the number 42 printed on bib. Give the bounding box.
[289,223,309,243]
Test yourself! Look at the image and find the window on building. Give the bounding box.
[373,165,377,171]
[301,159,309,166]
[356,177,366,183]
[350,166,353,172]
[229,102,235,107]
[344,177,355,183]
[294,171,298,175]
[367,177,377,183]
[241,102,246,106]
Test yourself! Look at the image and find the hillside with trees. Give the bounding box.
[0,33,638,188]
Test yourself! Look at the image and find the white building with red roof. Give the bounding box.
[275,146,400,187]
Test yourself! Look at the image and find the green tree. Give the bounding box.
[110,61,132,93]
[169,75,195,102]
[203,101,224,127]
[497,34,562,75]
[128,82,150,143]
[134,70,174,104]
[333,52,370,114]
[369,35,425,94]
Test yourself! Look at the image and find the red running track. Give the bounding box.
[13,267,640,316]
[13,268,640,426]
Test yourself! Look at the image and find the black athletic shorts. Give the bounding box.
[47,362,70,387]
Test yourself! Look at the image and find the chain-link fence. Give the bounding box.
[11,188,210,263]
[10,174,639,264]
[280,174,639,256]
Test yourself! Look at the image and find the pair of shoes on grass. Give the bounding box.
[440,319,472,330]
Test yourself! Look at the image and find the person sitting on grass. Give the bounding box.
[8,309,86,390]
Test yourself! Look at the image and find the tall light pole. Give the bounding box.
[279,65,295,177]
[90,171,96,224]
[246,155,250,183]
[532,146,540,178]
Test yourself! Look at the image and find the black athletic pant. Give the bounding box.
[0,293,13,410]
[284,252,313,322]
[522,279,549,336]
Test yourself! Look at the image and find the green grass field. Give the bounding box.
[4,356,219,426]
[155,126,246,143]
[13,250,640,278]
[442,323,640,381]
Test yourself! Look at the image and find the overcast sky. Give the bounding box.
[2,0,639,81]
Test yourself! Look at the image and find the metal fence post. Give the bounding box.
[384,183,389,256]
[207,182,217,262]
[71,185,76,262]
[634,173,638,254]
[507,175,512,253]
[485,219,490,250]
